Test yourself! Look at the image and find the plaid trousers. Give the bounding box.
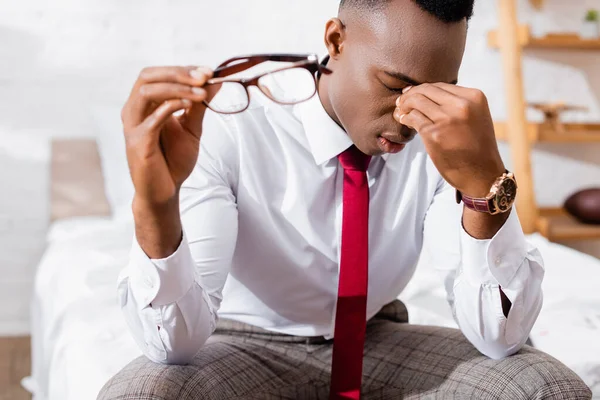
[98,301,591,399]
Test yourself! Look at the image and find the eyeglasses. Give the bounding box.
[203,53,332,114]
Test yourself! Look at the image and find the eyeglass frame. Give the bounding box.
[202,53,332,114]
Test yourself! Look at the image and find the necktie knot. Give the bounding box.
[338,145,371,172]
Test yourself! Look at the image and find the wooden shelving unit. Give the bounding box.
[492,0,600,242]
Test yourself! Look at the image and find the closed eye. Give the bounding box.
[384,85,406,93]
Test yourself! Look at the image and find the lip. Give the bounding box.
[380,133,411,145]
[378,137,406,154]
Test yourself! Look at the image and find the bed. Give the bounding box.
[23,107,600,399]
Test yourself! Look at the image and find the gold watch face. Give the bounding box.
[494,177,518,213]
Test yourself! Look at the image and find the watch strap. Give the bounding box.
[457,191,493,213]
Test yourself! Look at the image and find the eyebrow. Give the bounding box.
[384,71,458,86]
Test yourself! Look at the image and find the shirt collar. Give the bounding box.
[297,92,354,166]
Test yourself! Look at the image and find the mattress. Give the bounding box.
[25,217,600,399]
[25,216,142,400]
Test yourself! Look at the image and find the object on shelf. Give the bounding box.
[527,102,588,134]
[564,188,600,225]
[581,9,600,39]
[529,0,544,10]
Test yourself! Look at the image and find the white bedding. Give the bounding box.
[26,217,142,400]
[25,217,600,399]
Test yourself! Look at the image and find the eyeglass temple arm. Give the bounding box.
[213,59,264,78]
[316,64,333,76]
[213,55,309,78]
[213,56,333,79]
[217,54,312,68]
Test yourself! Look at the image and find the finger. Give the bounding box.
[396,92,446,122]
[178,101,209,139]
[396,83,459,108]
[139,83,208,104]
[143,99,192,134]
[138,66,213,87]
[126,83,208,126]
[431,83,489,111]
[123,66,213,128]
[179,81,227,137]
[430,82,478,99]
[394,108,433,132]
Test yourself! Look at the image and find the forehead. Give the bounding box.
[344,1,467,83]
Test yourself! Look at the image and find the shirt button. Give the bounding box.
[495,257,502,266]
[144,276,155,288]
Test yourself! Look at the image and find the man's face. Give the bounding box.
[326,0,467,155]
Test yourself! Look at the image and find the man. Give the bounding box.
[99,0,591,398]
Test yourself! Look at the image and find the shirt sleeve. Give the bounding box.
[117,110,239,364]
[422,179,545,360]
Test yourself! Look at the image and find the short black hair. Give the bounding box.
[339,0,474,23]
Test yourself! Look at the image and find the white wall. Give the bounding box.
[0,0,599,334]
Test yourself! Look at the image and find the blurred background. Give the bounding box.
[0,0,599,399]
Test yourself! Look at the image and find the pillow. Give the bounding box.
[89,105,135,220]
[50,139,111,221]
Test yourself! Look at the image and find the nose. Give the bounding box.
[400,124,417,139]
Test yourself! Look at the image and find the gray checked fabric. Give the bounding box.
[98,301,591,399]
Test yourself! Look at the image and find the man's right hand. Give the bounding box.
[122,66,213,258]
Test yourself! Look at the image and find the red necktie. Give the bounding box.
[330,145,371,400]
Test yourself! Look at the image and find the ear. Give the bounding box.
[324,18,346,60]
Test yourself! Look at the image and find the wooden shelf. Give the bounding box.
[537,207,600,241]
[494,122,600,143]
[488,25,600,50]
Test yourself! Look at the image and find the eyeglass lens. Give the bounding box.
[205,61,317,114]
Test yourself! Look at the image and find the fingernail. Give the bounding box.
[199,66,213,75]
[182,99,192,107]
[190,69,201,79]
[396,96,402,107]
[394,109,405,122]
[403,86,412,93]
[192,87,205,95]
[190,66,212,80]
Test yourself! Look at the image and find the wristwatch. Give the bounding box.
[456,170,518,215]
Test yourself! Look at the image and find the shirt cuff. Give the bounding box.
[460,209,527,287]
[129,231,196,309]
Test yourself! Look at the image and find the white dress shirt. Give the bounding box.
[118,81,545,365]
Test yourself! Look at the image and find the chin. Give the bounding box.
[354,139,382,156]
[368,146,386,156]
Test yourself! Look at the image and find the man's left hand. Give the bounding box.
[394,83,505,198]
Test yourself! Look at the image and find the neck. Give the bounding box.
[316,58,344,129]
